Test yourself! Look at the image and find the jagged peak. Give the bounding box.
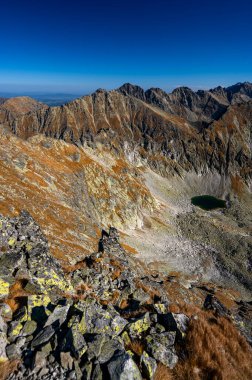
[171,86,195,95]
[145,87,168,96]
[117,83,146,100]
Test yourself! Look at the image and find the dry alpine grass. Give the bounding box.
[172,310,252,380]
[154,363,174,380]
[0,360,20,380]
[5,279,30,312]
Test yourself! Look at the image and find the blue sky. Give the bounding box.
[1,0,252,94]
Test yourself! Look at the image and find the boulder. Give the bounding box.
[87,334,124,363]
[0,303,12,320]
[148,331,176,347]
[13,306,28,323]
[45,304,70,328]
[132,288,150,305]
[6,337,26,360]
[8,320,24,342]
[157,312,189,336]
[60,351,73,370]
[153,303,169,314]
[32,351,47,373]
[127,313,151,338]
[146,335,178,369]
[63,316,87,359]
[140,351,157,380]
[172,313,189,336]
[108,351,142,380]
[21,320,37,337]
[79,303,127,336]
[31,325,55,348]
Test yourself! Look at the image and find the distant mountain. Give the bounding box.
[0,96,47,115]
[34,93,83,106]
[119,81,252,126]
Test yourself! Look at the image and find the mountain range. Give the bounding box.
[0,81,252,379]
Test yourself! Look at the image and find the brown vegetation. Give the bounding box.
[154,363,173,380]
[135,279,160,300]
[125,339,145,357]
[5,280,30,312]
[0,360,20,380]
[172,310,252,380]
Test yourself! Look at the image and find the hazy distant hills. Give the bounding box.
[0,93,82,106]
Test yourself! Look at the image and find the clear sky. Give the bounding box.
[1,0,252,94]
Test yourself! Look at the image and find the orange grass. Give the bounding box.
[173,310,252,380]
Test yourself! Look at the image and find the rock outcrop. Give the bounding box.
[0,212,252,379]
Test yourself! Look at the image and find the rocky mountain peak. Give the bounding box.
[0,96,47,115]
[117,83,146,101]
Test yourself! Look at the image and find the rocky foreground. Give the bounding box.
[0,212,252,379]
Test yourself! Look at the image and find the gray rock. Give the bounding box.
[140,351,157,380]
[6,337,25,360]
[0,303,12,320]
[32,351,47,372]
[99,337,124,364]
[149,323,165,334]
[45,304,70,328]
[87,334,124,363]
[31,325,55,348]
[148,331,176,347]
[127,313,151,338]
[13,306,28,322]
[132,288,150,305]
[146,336,178,369]
[38,366,50,377]
[7,320,24,342]
[21,320,37,337]
[79,303,127,336]
[63,317,87,359]
[172,313,189,336]
[108,351,142,380]
[73,360,83,380]
[60,351,73,370]
[40,341,53,356]
[204,294,229,317]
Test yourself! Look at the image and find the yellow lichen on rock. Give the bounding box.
[0,279,10,298]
